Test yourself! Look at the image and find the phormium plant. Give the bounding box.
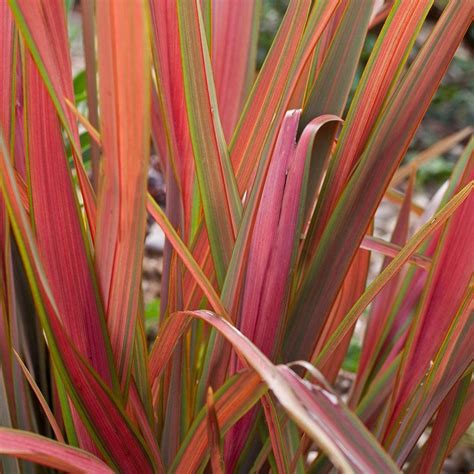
[0,0,473,472]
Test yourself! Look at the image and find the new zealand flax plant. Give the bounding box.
[0,0,473,472]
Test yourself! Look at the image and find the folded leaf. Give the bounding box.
[286,0,473,362]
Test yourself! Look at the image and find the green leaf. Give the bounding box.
[145,298,160,322]
[73,69,87,104]
[342,341,361,373]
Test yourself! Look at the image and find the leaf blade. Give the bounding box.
[94,0,151,387]
[0,428,113,474]
[177,0,242,286]
[286,0,473,361]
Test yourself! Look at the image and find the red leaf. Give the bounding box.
[0,428,113,473]
[212,1,259,140]
[94,0,151,386]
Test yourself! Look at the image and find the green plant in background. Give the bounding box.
[0,0,473,473]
